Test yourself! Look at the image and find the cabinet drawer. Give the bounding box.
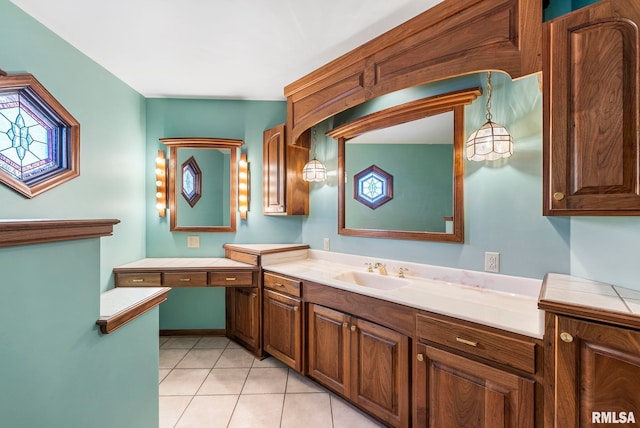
[164,272,207,287]
[263,272,301,297]
[209,271,254,287]
[115,273,161,287]
[416,313,536,374]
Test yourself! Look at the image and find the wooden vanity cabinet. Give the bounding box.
[226,287,260,352]
[262,123,309,216]
[307,303,410,428]
[543,0,640,215]
[262,272,303,371]
[414,313,537,428]
[545,314,640,428]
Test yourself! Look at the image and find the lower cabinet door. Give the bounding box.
[228,287,260,351]
[415,343,534,428]
[352,317,410,428]
[263,289,302,371]
[307,303,351,396]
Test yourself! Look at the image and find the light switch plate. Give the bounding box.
[187,236,200,248]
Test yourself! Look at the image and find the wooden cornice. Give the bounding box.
[0,219,120,247]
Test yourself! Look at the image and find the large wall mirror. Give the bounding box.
[326,88,481,242]
[160,138,243,232]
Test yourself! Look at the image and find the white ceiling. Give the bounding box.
[11,0,443,100]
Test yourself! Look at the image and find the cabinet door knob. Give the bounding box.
[343,322,348,328]
[553,192,565,201]
[417,353,424,362]
[350,325,356,332]
[560,332,574,343]
[293,306,298,312]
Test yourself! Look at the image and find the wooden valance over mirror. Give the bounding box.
[327,88,481,242]
[160,138,243,233]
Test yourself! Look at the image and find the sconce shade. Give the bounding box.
[302,158,327,182]
[465,120,513,161]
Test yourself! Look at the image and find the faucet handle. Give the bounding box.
[398,267,409,278]
[364,262,373,272]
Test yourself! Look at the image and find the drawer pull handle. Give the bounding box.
[274,282,285,287]
[456,337,478,347]
[250,293,257,298]
[560,332,574,343]
[179,278,191,282]
[225,277,237,281]
[131,279,144,283]
[417,353,424,362]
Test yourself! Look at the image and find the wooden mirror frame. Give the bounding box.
[160,137,243,232]
[326,88,481,242]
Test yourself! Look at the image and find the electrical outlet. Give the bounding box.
[485,252,500,273]
[323,238,330,251]
[187,236,200,248]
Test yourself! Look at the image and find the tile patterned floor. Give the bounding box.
[159,336,385,428]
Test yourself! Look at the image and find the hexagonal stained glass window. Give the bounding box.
[0,71,79,198]
[181,156,202,207]
[353,165,393,209]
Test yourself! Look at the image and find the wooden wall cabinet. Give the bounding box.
[262,272,303,371]
[543,0,640,215]
[307,303,410,428]
[262,123,309,216]
[546,314,640,427]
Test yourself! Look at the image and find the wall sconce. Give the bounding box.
[238,153,249,220]
[155,150,167,217]
[466,71,513,161]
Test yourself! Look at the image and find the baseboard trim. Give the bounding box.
[159,329,226,336]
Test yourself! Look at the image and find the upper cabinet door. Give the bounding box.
[263,124,287,214]
[544,0,640,215]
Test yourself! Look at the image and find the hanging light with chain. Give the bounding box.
[466,72,513,161]
[302,127,327,182]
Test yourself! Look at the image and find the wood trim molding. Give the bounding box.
[0,219,120,248]
[160,329,226,336]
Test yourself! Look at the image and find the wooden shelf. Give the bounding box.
[97,287,171,334]
[0,219,120,247]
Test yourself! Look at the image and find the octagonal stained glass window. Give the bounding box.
[353,165,393,209]
[181,156,202,207]
[0,72,79,198]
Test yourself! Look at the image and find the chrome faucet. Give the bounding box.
[374,262,388,275]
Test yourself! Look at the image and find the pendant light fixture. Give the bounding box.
[466,72,513,161]
[302,127,327,182]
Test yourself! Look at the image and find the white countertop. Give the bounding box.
[113,257,254,270]
[99,287,170,319]
[263,250,544,339]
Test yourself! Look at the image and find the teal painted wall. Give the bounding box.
[0,0,147,291]
[145,98,302,329]
[0,1,156,425]
[303,73,571,282]
[0,239,159,428]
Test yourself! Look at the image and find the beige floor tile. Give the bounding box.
[175,395,238,428]
[159,395,191,428]
[198,368,250,395]
[193,336,230,349]
[228,394,284,428]
[252,356,286,368]
[159,368,171,384]
[159,336,169,347]
[242,367,288,394]
[281,392,332,428]
[226,341,243,349]
[160,369,210,396]
[331,394,385,428]
[161,336,200,349]
[160,349,189,369]
[286,370,325,393]
[215,348,256,368]
[176,349,224,369]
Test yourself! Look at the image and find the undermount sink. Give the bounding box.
[333,271,409,290]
